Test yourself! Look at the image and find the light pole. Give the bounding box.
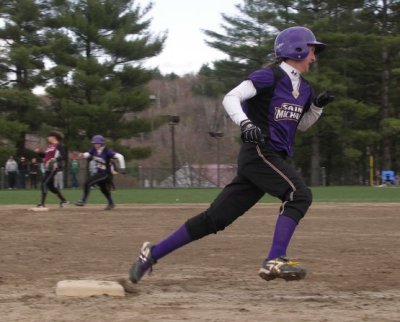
[149,94,158,143]
[209,131,224,187]
[169,115,180,187]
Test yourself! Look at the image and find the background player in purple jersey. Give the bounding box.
[75,135,126,210]
[129,26,335,284]
[34,131,68,208]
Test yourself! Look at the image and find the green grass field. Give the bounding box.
[0,186,399,205]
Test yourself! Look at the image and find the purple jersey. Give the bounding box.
[88,147,116,174]
[243,66,313,156]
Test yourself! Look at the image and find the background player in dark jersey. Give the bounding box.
[129,26,335,284]
[75,135,126,210]
[34,131,68,208]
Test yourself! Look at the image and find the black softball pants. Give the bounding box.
[82,173,113,202]
[186,143,312,240]
[41,170,60,194]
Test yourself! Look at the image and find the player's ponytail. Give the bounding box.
[264,57,284,68]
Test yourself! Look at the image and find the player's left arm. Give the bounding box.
[297,104,323,132]
[55,145,67,162]
[46,145,66,170]
[298,91,334,132]
[113,152,126,173]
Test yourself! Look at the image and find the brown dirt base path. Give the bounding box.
[0,204,399,322]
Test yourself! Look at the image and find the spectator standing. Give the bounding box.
[40,160,46,175]
[29,158,40,189]
[70,157,80,188]
[54,170,64,189]
[5,156,18,189]
[18,156,28,189]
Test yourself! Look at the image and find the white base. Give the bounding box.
[28,207,50,212]
[56,280,125,297]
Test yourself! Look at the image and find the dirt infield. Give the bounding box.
[0,203,399,322]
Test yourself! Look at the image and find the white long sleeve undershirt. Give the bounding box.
[222,80,256,126]
[114,153,126,169]
[297,103,323,131]
[83,150,126,169]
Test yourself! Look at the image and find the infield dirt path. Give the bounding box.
[0,203,399,321]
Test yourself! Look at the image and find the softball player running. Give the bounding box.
[75,135,126,210]
[34,131,68,208]
[129,26,334,283]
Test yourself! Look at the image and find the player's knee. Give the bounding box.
[284,187,312,222]
[286,186,312,204]
[297,187,312,219]
[298,187,312,207]
[48,185,58,194]
[186,212,213,240]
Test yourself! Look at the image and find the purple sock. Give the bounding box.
[267,215,298,260]
[151,224,193,261]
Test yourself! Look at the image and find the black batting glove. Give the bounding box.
[120,168,127,175]
[240,119,264,144]
[313,91,335,108]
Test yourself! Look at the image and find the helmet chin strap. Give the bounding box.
[285,60,303,73]
[285,56,314,74]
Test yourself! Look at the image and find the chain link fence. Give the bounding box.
[0,163,238,189]
[137,164,238,188]
[1,164,391,189]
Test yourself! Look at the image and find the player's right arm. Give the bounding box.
[223,81,265,144]
[222,80,257,126]
[79,149,93,159]
[34,147,45,158]
[224,69,276,144]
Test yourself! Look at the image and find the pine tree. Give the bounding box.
[0,0,49,154]
[43,0,166,157]
[357,0,400,171]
